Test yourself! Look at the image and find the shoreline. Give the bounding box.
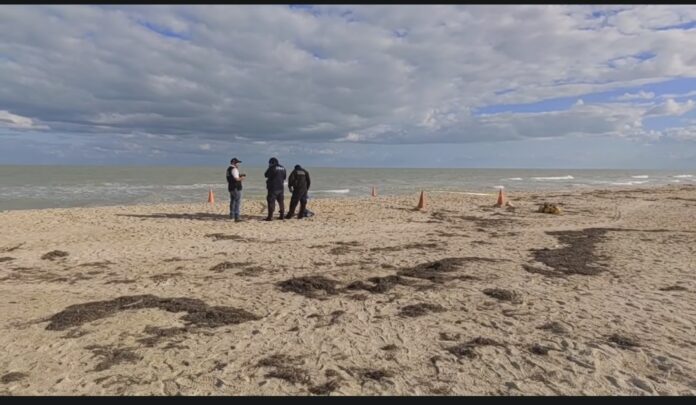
[1,183,693,214]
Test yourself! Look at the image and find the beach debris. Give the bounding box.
[0,243,24,253]
[446,337,505,360]
[149,272,183,282]
[41,250,69,261]
[530,228,610,276]
[381,344,398,351]
[328,240,361,255]
[206,233,251,241]
[537,203,562,214]
[356,368,394,385]
[137,326,187,347]
[529,344,551,355]
[537,321,570,335]
[257,354,310,385]
[45,294,260,331]
[483,288,522,303]
[277,276,340,298]
[1,372,28,384]
[396,257,469,283]
[85,345,142,372]
[308,379,341,395]
[399,303,445,317]
[439,332,461,341]
[78,261,113,269]
[345,275,409,294]
[607,333,640,349]
[659,285,688,291]
[210,261,247,272]
[0,257,15,262]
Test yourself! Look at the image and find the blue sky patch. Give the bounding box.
[138,21,191,41]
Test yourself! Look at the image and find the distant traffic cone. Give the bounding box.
[208,188,215,206]
[495,189,504,207]
[371,186,377,197]
[416,190,426,210]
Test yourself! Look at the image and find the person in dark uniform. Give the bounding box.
[264,157,287,221]
[285,164,311,219]
[225,157,246,222]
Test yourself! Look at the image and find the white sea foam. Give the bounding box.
[504,177,523,181]
[610,181,648,186]
[631,175,649,179]
[674,174,693,178]
[532,175,574,180]
[493,185,505,189]
[163,183,222,190]
[314,189,350,194]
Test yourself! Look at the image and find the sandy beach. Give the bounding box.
[1,185,695,395]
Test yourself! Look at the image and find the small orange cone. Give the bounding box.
[495,189,504,207]
[208,188,215,206]
[416,190,426,210]
[371,186,377,197]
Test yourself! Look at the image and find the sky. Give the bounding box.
[1,4,696,169]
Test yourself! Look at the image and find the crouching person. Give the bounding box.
[286,164,311,219]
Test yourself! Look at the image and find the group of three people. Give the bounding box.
[226,157,311,222]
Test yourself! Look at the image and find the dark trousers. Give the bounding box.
[266,190,285,218]
[288,190,308,218]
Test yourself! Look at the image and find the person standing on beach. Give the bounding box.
[264,157,287,221]
[285,164,311,219]
[226,157,246,222]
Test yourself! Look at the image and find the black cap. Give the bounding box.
[231,157,242,164]
[269,157,279,165]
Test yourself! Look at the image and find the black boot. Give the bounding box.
[285,212,294,219]
[279,212,285,220]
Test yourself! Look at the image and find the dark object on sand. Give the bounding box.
[538,202,562,214]
[399,303,445,317]
[41,250,69,261]
[1,372,28,384]
[608,333,640,349]
[277,276,340,298]
[45,294,260,331]
[483,288,522,303]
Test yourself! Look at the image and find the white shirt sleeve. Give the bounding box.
[232,167,241,180]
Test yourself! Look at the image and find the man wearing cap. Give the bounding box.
[226,158,246,222]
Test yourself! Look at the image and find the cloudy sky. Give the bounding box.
[1,4,696,168]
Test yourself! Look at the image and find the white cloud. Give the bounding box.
[645,99,696,116]
[1,5,696,146]
[198,143,211,150]
[616,91,655,101]
[0,110,48,130]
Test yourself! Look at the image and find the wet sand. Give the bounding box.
[1,185,695,395]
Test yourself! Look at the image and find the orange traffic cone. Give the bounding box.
[416,190,426,210]
[495,189,504,207]
[208,188,215,206]
[371,186,377,197]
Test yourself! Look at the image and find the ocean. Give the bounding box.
[0,165,694,211]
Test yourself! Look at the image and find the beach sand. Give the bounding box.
[1,185,695,395]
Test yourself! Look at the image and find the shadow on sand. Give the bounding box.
[117,213,268,221]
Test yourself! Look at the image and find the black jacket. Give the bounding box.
[226,166,242,191]
[264,164,287,192]
[288,166,310,193]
